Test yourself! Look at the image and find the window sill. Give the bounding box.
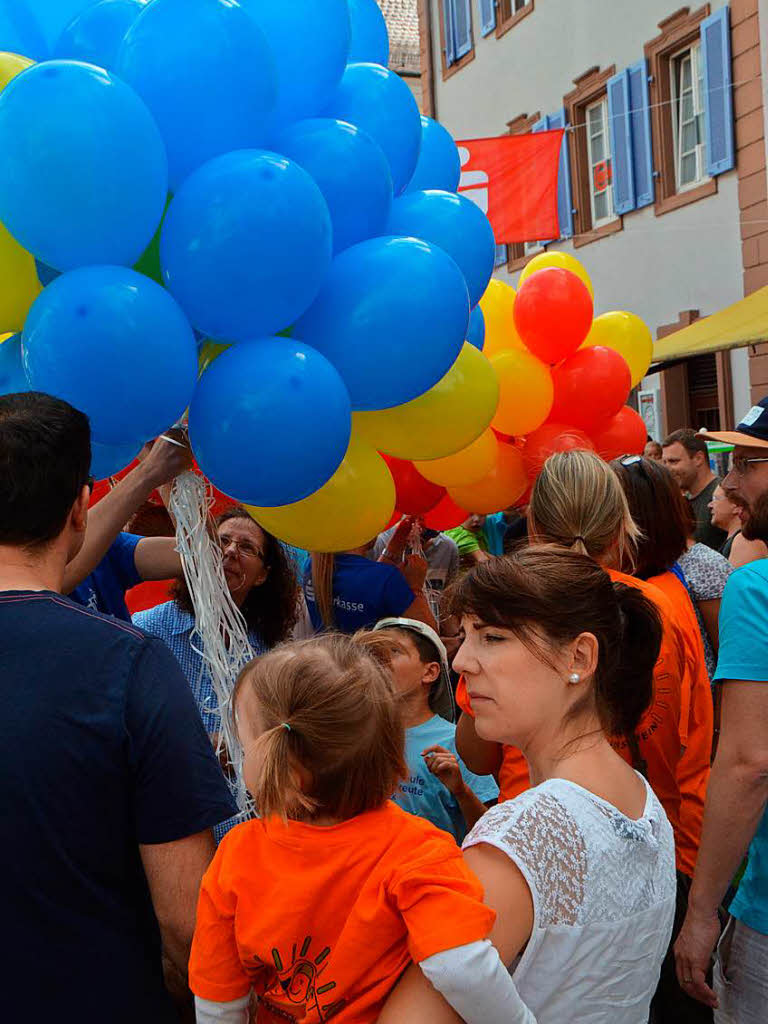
[654,177,717,216]
[573,217,623,248]
[441,48,475,81]
[496,2,534,40]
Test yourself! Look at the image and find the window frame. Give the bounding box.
[669,40,709,193]
[564,64,623,247]
[585,97,616,228]
[645,5,717,216]
[438,0,475,81]
[495,0,534,40]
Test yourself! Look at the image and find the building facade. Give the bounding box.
[416,0,768,437]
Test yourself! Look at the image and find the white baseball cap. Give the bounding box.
[373,617,456,722]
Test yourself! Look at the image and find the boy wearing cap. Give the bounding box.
[374,617,498,843]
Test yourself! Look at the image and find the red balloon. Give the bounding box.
[549,346,631,432]
[513,268,593,364]
[590,406,648,461]
[522,422,595,479]
[382,454,445,515]
[423,493,469,531]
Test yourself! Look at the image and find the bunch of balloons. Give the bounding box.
[0,0,651,551]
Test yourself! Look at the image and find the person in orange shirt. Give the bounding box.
[611,455,714,1024]
[456,451,689,869]
[189,632,534,1024]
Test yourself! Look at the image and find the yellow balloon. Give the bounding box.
[353,342,499,460]
[415,428,498,487]
[247,434,395,553]
[581,311,653,387]
[518,252,594,299]
[478,278,526,358]
[448,444,529,514]
[491,349,553,436]
[0,51,33,93]
[0,220,40,333]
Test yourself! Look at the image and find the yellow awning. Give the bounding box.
[653,285,768,362]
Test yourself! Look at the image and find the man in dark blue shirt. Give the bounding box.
[0,392,237,1022]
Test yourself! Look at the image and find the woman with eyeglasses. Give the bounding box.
[710,483,768,568]
[133,506,299,738]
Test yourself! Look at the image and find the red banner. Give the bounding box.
[457,130,564,243]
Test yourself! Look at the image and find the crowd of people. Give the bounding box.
[3,388,768,1023]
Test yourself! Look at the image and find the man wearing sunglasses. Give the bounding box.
[675,399,768,1020]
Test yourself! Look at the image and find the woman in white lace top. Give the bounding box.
[380,546,677,1024]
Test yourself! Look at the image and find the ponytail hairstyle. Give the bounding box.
[529,449,640,568]
[310,552,336,629]
[446,545,662,748]
[234,632,407,821]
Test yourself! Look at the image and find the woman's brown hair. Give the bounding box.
[610,457,694,579]
[234,632,407,821]
[447,546,662,745]
[529,449,640,567]
[310,552,336,629]
[172,507,298,648]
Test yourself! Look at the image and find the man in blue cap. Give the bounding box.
[675,398,768,1020]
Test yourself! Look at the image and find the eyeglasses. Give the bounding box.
[731,456,768,476]
[218,536,265,560]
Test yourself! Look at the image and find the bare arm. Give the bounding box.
[728,532,768,569]
[134,536,183,582]
[422,745,488,832]
[63,436,192,593]
[467,548,491,564]
[675,679,768,1007]
[456,711,503,779]
[402,593,438,632]
[696,598,720,655]
[140,829,216,978]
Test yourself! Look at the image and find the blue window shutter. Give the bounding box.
[494,243,508,266]
[701,6,735,176]
[627,60,655,208]
[547,108,573,239]
[479,0,496,36]
[443,0,456,65]
[454,0,473,59]
[607,69,636,214]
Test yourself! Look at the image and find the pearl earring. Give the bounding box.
[568,672,580,684]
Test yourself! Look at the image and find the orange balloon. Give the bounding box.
[448,443,528,514]
[478,278,526,358]
[491,349,553,436]
[414,428,497,487]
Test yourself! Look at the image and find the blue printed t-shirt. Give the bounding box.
[714,559,768,935]
[0,590,237,1021]
[303,553,414,633]
[70,531,142,620]
[394,715,499,843]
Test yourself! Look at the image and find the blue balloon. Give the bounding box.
[189,338,352,507]
[348,0,389,65]
[386,189,495,308]
[294,236,469,411]
[161,149,333,343]
[275,118,392,255]
[239,0,350,125]
[0,61,167,271]
[91,439,142,480]
[0,334,28,396]
[22,266,198,444]
[117,0,277,191]
[407,116,461,193]
[0,0,94,58]
[34,259,60,287]
[467,306,485,350]
[55,0,146,71]
[324,63,422,195]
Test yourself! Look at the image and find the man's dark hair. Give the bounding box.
[661,428,709,459]
[0,392,91,546]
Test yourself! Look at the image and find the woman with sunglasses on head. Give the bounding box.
[380,545,676,1024]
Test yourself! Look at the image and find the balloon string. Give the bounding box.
[169,471,255,817]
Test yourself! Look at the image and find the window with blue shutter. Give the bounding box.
[494,243,508,266]
[454,0,473,59]
[443,0,457,65]
[701,6,735,176]
[607,70,636,214]
[627,60,655,208]
[548,108,574,239]
[479,0,496,36]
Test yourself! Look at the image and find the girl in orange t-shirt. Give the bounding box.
[190,633,532,1024]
